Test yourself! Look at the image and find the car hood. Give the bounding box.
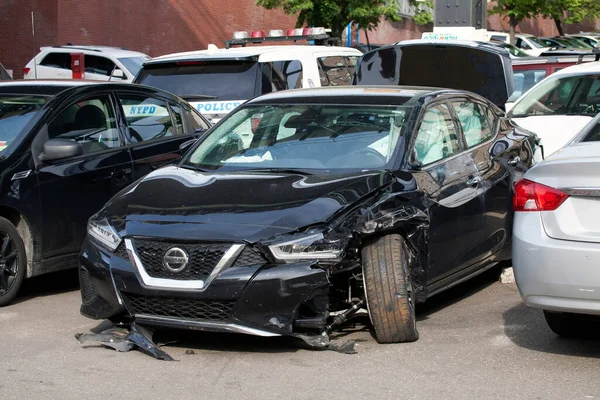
[511,115,593,157]
[105,166,397,242]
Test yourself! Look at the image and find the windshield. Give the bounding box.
[528,36,549,48]
[183,104,410,173]
[118,56,150,76]
[135,61,260,101]
[0,95,46,152]
[510,74,600,117]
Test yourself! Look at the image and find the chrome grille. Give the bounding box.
[134,239,230,280]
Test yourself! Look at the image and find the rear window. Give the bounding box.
[135,61,260,101]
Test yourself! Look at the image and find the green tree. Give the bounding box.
[256,0,433,43]
[489,0,543,45]
[538,0,600,35]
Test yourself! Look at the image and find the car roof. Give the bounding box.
[0,80,178,98]
[244,86,479,106]
[40,45,148,58]
[551,60,600,76]
[148,45,362,64]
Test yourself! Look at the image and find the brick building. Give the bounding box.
[1,0,599,79]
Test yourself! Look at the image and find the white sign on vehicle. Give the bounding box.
[422,32,460,40]
[194,100,245,114]
[123,104,170,117]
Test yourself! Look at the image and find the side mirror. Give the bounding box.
[39,139,83,162]
[179,138,197,153]
[110,69,126,80]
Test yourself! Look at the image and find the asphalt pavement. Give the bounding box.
[0,266,599,400]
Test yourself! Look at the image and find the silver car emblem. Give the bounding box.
[163,247,189,273]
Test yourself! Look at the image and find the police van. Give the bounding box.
[134,28,363,123]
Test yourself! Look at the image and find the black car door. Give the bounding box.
[35,92,133,259]
[451,99,513,261]
[115,92,206,180]
[409,102,486,283]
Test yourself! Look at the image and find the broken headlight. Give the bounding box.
[88,218,121,252]
[269,232,344,262]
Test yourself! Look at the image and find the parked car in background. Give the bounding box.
[0,80,210,306]
[540,36,593,51]
[513,112,600,337]
[0,63,11,80]
[567,34,600,48]
[24,45,150,82]
[487,41,530,58]
[79,40,535,345]
[487,32,552,56]
[510,54,598,101]
[135,32,362,123]
[507,60,600,159]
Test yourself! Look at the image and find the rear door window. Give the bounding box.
[134,61,260,100]
[272,60,303,89]
[317,56,358,86]
[40,53,71,70]
[85,55,117,76]
[118,94,176,143]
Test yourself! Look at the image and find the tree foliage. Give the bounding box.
[488,0,543,44]
[256,0,433,38]
[538,0,600,35]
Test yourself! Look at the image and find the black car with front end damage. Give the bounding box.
[0,80,210,306]
[79,78,536,350]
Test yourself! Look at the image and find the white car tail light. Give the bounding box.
[513,179,568,212]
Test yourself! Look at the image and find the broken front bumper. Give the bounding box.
[79,237,330,337]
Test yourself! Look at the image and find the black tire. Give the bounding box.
[362,234,419,343]
[543,310,590,338]
[0,217,26,307]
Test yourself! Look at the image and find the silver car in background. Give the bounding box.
[513,112,600,337]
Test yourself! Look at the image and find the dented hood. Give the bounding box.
[354,40,514,109]
[104,166,396,242]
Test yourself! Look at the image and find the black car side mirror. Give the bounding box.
[178,138,197,153]
[39,139,83,162]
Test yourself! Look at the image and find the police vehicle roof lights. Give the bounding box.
[226,27,335,48]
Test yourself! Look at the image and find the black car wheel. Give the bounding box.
[0,217,26,307]
[543,310,591,338]
[362,234,419,343]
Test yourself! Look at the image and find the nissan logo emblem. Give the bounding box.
[163,247,189,273]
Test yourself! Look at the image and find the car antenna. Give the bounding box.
[31,11,38,79]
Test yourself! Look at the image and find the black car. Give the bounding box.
[79,75,536,345]
[0,80,210,306]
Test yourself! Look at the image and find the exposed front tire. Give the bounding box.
[543,310,591,338]
[0,217,26,307]
[362,234,419,343]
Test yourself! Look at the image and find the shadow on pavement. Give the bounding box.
[503,303,600,358]
[12,269,80,305]
[416,263,504,322]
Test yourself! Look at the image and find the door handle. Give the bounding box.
[466,176,482,187]
[111,168,132,179]
[508,156,521,166]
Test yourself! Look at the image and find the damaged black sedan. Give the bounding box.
[80,86,535,345]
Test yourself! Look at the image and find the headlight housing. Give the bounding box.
[268,232,344,262]
[88,218,121,251]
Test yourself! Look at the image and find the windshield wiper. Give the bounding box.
[179,164,211,173]
[242,167,316,175]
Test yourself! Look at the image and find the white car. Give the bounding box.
[507,60,600,159]
[567,34,600,48]
[512,113,600,337]
[487,32,552,56]
[24,45,150,82]
[135,34,362,123]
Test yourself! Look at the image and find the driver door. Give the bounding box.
[409,102,486,283]
[36,93,133,259]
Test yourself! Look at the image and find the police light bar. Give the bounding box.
[225,27,334,48]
